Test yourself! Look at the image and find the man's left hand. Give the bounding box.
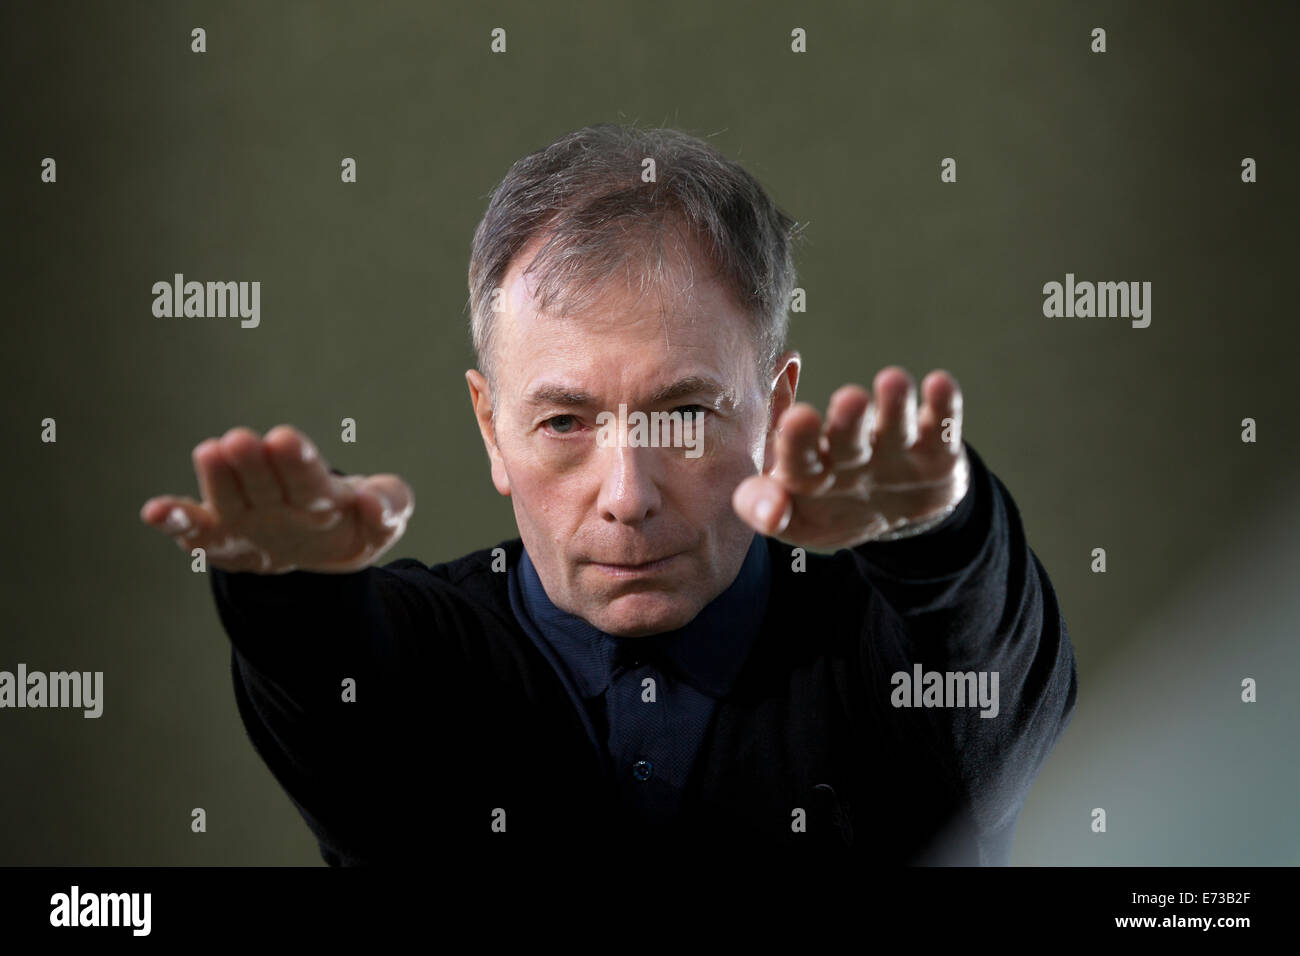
[732,366,970,550]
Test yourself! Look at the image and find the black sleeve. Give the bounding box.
[210,559,469,865]
[851,440,1079,854]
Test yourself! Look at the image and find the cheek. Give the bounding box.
[666,449,754,513]
[510,465,587,528]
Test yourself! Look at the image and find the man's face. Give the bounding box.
[468,233,791,638]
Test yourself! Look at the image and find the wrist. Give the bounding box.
[870,504,959,542]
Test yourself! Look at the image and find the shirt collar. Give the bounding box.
[516,533,771,700]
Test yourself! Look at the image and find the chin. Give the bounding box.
[593,593,698,638]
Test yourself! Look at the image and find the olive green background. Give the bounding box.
[1,0,1296,865]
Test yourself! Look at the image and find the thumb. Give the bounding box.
[732,475,792,536]
[350,474,415,534]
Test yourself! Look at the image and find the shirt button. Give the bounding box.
[632,759,653,782]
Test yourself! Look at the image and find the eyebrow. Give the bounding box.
[523,375,737,410]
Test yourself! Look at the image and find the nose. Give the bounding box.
[595,442,663,525]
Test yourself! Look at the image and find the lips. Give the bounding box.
[584,551,684,579]
[593,554,676,567]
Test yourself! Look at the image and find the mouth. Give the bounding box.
[588,553,682,577]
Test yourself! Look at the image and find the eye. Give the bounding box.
[542,414,582,435]
[674,404,710,417]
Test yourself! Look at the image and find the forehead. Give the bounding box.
[496,233,756,396]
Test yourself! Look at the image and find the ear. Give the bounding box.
[465,369,511,497]
[762,351,801,475]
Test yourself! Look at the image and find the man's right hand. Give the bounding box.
[139,425,415,574]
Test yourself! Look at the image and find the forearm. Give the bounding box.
[210,565,385,693]
[851,439,993,630]
[854,441,1078,833]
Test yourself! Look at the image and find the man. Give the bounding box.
[140,123,1077,865]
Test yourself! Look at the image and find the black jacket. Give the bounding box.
[210,441,1077,865]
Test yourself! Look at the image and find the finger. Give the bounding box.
[263,425,340,510]
[870,366,917,451]
[139,495,215,541]
[823,384,873,469]
[770,403,833,494]
[219,427,285,508]
[916,370,963,453]
[193,438,249,517]
[732,474,793,536]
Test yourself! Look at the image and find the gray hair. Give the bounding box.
[466,123,806,401]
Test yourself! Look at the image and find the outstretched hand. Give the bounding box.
[732,366,970,550]
[139,425,414,573]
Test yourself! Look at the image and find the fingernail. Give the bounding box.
[162,507,191,534]
[755,497,774,525]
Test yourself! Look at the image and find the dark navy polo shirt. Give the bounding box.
[507,532,772,825]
